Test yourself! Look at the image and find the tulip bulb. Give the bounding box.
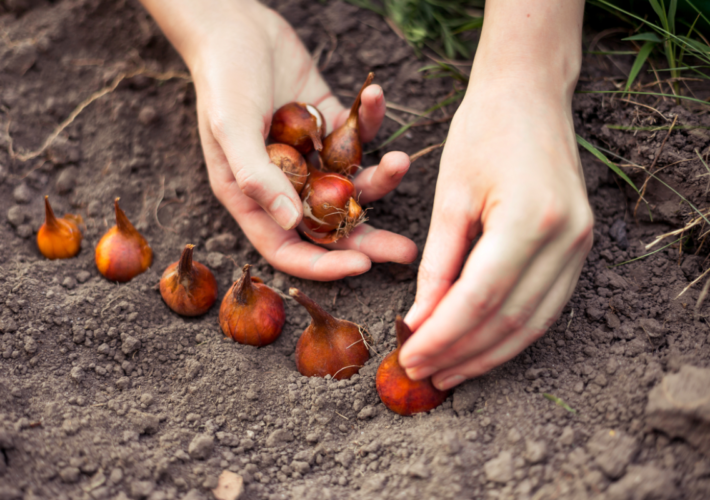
[220,264,285,346]
[267,143,308,194]
[321,72,374,176]
[270,102,326,153]
[160,244,218,316]
[300,164,365,244]
[376,316,449,416]
[37,196,83,259]
[290,288,370,380]
[95,198,152,282]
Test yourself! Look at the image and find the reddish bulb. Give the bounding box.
[160,244,218,316]
[95,198,152,282]
[267,143,308,194]
[220,264,285,346]
[300,164,365,244]
[37,196,83,259]
[290,288,370,380]
[376,316,450,416]
[270,102,326,154]
[321,72,374,176]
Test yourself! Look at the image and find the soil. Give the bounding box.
[2,1,710,500]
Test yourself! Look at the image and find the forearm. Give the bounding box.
[138,0,263,69]
[470,0,584,98]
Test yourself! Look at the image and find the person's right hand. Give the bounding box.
[140,0,417,280]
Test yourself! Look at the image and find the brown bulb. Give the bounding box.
[376,316,449,416]
[37,196,83,260]
[290,288,370,380]
[95,198,152,282]
[267,143,308,194]
[300,163,365,244]
[220,264,285,346]
[321,72,374,176]
[160,244,218,316]
[270,102,326,153]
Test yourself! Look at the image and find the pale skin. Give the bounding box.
[139,0,593,390]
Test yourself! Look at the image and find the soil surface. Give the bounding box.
[2,1,710,500]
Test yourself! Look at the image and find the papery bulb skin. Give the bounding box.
[321,73,374,176]
[37,196,82,260]
[270,102,326,153]
[376,316,449,416]
[267,143,308,194]
[300,165,365,244]
[290,288,370,380]
[160,244,217,316]
[220,264,285,346]
[95,198,152,282]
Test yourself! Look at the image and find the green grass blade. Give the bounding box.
[610,237,682,267]
[543,393,576,414]
[625,41,656,92]
[576,134,639,193]
[623,32,663,42]
[669,0,678,35]
[686,0,710,28]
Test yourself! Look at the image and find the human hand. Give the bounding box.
[141,0,417,280]
[399,0,592,390]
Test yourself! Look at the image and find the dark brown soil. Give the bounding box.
[2,1,710,500]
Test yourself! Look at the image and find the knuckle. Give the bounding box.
[500,310,529,334]
[234,168,264,200]
[208,111,229,142]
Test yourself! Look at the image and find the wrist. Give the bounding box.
[467,0,583,101]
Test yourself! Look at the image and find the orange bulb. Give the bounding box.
[95,198,152,282]
[220,264,286,346]
[37,196,83,259]
[160,244,218,316]
[376,316,449,416]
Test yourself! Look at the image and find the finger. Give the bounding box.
[325,224,418,264]
[399,200,567,369]
[354,151,410,204]
[402,188,475,334]
[209,100,303,231]
[359,84,386,143]
[430,256,587,390]
[403,216,591,379]
[404,240,581,381]
[324,84,386,141]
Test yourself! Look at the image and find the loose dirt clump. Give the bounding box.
[2,1,710,499]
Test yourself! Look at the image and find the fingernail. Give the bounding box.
[410,365,437,380]
[437,375,465,391]
[401,354,424,368]
[270,195,299,230]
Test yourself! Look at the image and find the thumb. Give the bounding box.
[211,109,303,230]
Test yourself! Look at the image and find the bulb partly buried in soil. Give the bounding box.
[160,244,218,316]
[267,143,308,195]
[290,287,370,380]
[37,196,83,260]
[321,72,374,176]
[95,198,152,282]
[376,316,449,415]
[220,264,285,347]
[300,164,366,244]
[270,102,326,154]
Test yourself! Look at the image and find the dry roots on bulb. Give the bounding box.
[95,198,152,282]
[376,316,449,416]
[321,72,374,176]
[300,164,366,244]
[290,288,370,380]
[267,143,308,194]
[37,196,83,260]
[270,102,326,153]
[220,264,285,346]
[160,244,218,316]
